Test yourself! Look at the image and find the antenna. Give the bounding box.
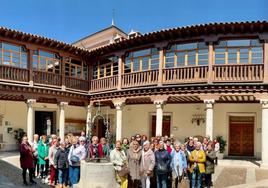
[111,8,115,26]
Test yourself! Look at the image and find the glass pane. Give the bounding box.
[197,42,207,49]
[124,59,131,73]
[215,59,225,64]
[77,67,82,77]
[151,59,159,70]
[40,58,46,71]
[39,50,54,58]
[177,52,185,66]
[250,39,261,46]
[227,40,250,46]
[177,43,197,50]
[71,66,76,77]
[215,48,226,53]
[106,65,111,76]
[99,66,104,77]
[187,51,196,65]
[132,49,151,57]
[141,57,149,70]
[133,59,140,71]
[3,51,11,65]
[33,56,38,70]
[3,43,20,52]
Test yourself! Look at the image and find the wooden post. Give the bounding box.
[117,53,124,90]
[28,49,34,86]
[208,42,213,84]
[61,56,66,91]
[263,41,268,83]
[158,48,164,86]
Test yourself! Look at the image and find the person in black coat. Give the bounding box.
[54,141,69,188]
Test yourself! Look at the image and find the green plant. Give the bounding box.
[215,135,227,153]
[13,128,26,143]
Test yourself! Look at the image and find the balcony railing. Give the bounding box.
[90,75,118,92]
[213,64,263,82]
[33,71,61,86]
[122,69,159,88]
[0,65,29,82]
[163,66,208,84]
[65,76,89,91]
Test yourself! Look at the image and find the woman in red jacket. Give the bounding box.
[20,135,36,185]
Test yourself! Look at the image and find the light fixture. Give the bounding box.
[191,113,205,126]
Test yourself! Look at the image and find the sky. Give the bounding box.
[0,0,267,44]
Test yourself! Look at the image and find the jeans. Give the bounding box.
[69,166,80,186]
[141,175,150,188]
[205,174,212,188]
[39,161,49,179]
[58,168,69,185]
[22,168,34,182]
[192,171,202,188]
[156,173,168,188]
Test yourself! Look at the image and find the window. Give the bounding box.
[65,59,88,79]
[165,42,208,68]
[124,48,159,73]
[0,42,27,68]
[92,56,118,79]
[33,50,61,73]
[214,39,263,64]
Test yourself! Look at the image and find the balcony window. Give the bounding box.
[124,48,159,73]
[165,42,208,68]
[65,59,88,79]
[214,39,263,64]
[93,56,118,79]
[0,42,27,68]
[33,50,60,73]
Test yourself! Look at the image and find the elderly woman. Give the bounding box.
[68,136,87,186]
[205,142,216,188]
[189,141,206,188]
[140,140,155,188]
[127,140,142,188]
[170,143,187,188]
[155,141,171,188]
[110,140,128,188]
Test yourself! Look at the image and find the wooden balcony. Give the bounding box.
[65,76,89,91]
[90,75,118,92]
[122,69,159,88]
[213,64,263,82]
[163,66,208,84]
[0,65,29,82]
[33,71,61,87]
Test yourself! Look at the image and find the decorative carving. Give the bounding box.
[26,99,36,108]
[204,99,215,109]
[59,102,68,110]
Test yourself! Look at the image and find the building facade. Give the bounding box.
[0,21,268,167]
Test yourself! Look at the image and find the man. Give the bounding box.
[189,142,206,188]
[140,141,155,188]
[88,136,104,159]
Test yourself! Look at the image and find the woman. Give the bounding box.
[155,141,171,188]
[55,141,69,188]
[49,138,58,186]
[38,135,49,182]
[170,143,187,188]
[122,138,130,155]
[110,140,128,188]
[140,141,155,188]
[20,136,36,185]
[68,136,87,186]
[127,140,142,188]
[100,137,110,157]
[30,134,39,178]
[189,142,206,188]
[205,143,216,188]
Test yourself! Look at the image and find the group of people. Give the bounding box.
[19,132,219,188]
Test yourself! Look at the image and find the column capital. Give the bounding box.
[261,99,268,109]
[86,104,93,111]
[26,99,36,107]
[154,100,166,109]
[204,99,215,109]
[113,99,126,110]
[59,102,68,109]
[150,95,169,103]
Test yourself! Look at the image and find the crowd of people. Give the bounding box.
[19,131,220,188]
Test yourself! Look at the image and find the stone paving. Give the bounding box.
[1,151,268,188]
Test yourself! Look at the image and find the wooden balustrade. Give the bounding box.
[163,66,208,84]
[33,71,61,86]
[90,76,118,92]
[213,64,264,82]
[65,76,89,91]
[122,69,159,88]
[0,65,29,82]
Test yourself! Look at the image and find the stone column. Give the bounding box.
[86,104,93,138]
[154,100,166,136]
[261,99,268,167]
[59,102,68,141]
[26,99,36,142]
[113,100,125,141]
[204,99,215,140]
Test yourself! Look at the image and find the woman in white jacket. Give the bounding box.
[110,140,128,188]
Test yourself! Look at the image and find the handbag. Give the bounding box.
[180,173,190,188]
[117,163,129,177]
[70,146,80,163]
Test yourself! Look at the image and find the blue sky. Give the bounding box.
[0,0,267,43]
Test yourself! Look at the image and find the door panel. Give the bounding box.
[229,122,254,156]
[151,115,171,137]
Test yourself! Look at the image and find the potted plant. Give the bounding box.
[215,135,227,159]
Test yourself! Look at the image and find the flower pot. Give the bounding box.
[217,152,224,160]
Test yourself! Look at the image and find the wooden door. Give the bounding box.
[151,115,171,137]
[229,123,254,156]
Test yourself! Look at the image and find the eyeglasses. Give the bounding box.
[80,140,85,142]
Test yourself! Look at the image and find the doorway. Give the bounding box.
[92,116,107,139]
[228,116,254,156]
[35,111,55,136]
[151,115,171,137]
